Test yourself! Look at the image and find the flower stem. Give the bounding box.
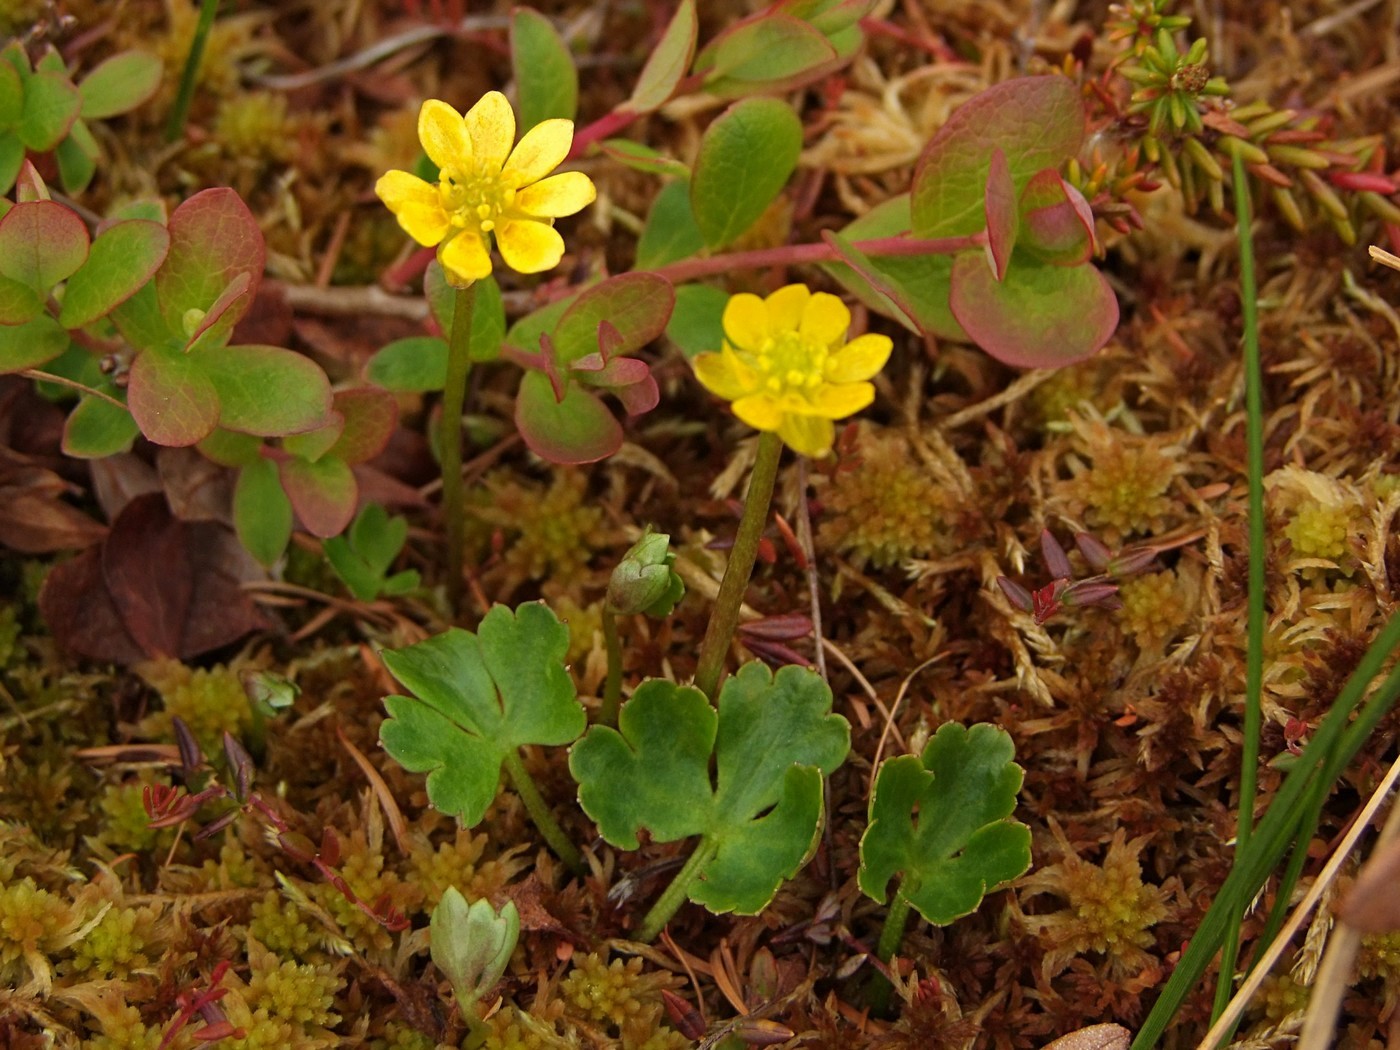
[501,749,585,875]
[635,838,719,943]
[877,889,913,962]
[693,431,784,700]
[647,233,977,285]
[600,609,623,726]
[441,282,477,617]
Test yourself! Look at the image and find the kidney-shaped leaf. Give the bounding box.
[948,253,1118,369]
[859,722,1031,925]
[690,97,802,250]
[157,188,265,338]
[203,343,332,437]
[59,219,169,328]
[570,662,850,915]
[550,272,675,364]
[379,603,586,827]
[0,199,89,293]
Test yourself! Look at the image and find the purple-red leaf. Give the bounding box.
[157,188,265,339]
[551,273,675,365]
[983,148,1018,281]
[516,370,623,465]
[327,386,398,465]
[279,454,358,538]
[127,341,221,446]
[1018,169,1096,266]
[0,199,89,293]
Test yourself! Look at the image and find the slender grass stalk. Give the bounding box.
[500,750,584,875]
[1211,147,1268,1028]
[693,431,784,699]
[166,0,220,142]
[440,283,478,616]
[600,609,623,725]
[635,838,719,943]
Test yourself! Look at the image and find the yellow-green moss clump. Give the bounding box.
[407,830,525,911]
[1254,971,1310,1024]
[559,951,683,1048]
[249,891,320,959]
[215,91,295,164]
[1118,570,1192,649]
[1284,502,1355,561]
[818,427,951,570]
[1062,421,1180,541]
[65,904,151,979]
[0,875,76,986]
[138,660,253,754]
[475,471,607,582]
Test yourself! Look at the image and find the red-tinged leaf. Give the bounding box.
[178,518,269,658]
[14,159,49,201]
[695,12,837,98]
[279,454,357,537]
[983,148,1018,281]
[78,50,162,119]
[101,492,191,659]
[597,139,690,178]
[59,219,170,328]
[38,545,148,665]
[516,369,623,464]
[627,0,697,113]
[1018,169,1095,266]
[157,188,265,338]
[184,271,254,353]
[0,314,69,373]
[0,480,106,552]
[327,386,398,465]
[128,342,220,446]
[234,456,293,567]
[948,253,1118,369]
[62,394,138,458]
[551,273,675,364]
[911,76,1084,239]
[573,356,659,416]
[203,344,333,438]
[0,199,90,293]
[281,412,344,463]
[18,69,79,151]
[196,427,262,467]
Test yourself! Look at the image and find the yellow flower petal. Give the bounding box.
[418,99,471,174]
[824,334,892,383]
[777,413,835,456]
[375,170,451,246]
[722,293,768,351]
[811,381,874,419]
[693,347,758,401]
[800,292,851,347]
[496,218,564,273]
[503,118,573,186]
[732,394,785,431]
[463,91,515,172]
[438,231,492,284]
[764,284,810,335]
[514,171,596,218]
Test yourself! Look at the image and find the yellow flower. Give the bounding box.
[375,93,596,285]
[692,284,892,456]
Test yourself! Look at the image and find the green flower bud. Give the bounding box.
[606,531,685,617]
[430,888,519,1019]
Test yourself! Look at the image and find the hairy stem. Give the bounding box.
[501,749,584,875]
[876,889,913,963]
[635,838,718,943]
[600,609,623,726]
[441,282,477,617]
[693,431,784,699]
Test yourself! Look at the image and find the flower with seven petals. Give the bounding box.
[375,93,596,286]
[692,285,892,456]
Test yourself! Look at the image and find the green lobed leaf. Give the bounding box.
[858,723,1031,925]
[627,0,697,113]
[156,188,265,340]
[59,219,170,329]
[0,199,90,294]
[365,336,448,392]
[278,453,357,538]
[511,7,578,128]
[379,603,586,827]
[203,344,333,438]
[570,662,850,915]
[77,50,162,119]
[515,369,623,465]
[54,118,98,193]
[62,395,138,458]
[911,75,1083,240]
[947,252,1118,369]
[127,340,221,445]
[325,503,414,602]
[551,272,675,364]
[426,267,503,362]
[666,282,728,358]
[18,70,80,152]
[690,97,802,250]
[0,314,68,373]
[234,456,293,566]
[636,179,703,270]
[598,139,689,179]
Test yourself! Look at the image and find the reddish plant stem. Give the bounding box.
[645,233,978,284]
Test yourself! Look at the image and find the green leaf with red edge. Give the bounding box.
[0,199,89,293]
[234,456,293,566]
[279,454,357,538]
[550,273,675,364]
[695,13,835,98]
[1017,169,1096,266]
[0,60,21,127]
[366,336,447,392]
[157,188,265,339]
[598,140,689,179]
[13,158,49,201]
[19,70,79,151]
[510,7,578,128]
[59,219,170,329]
[78,50,162,119]
[425,267,503,363]
[691,97,802,250]
[127,340,221,446]
[197,427,262,467]
[948,252,1118,369]
[515,369,622,464]
[911,76,1084,239]
[627,0,696,113]
[62,394,138,458]
[327,386,398,464]
[0,273,42,323]
[203,344,333,438]
[55,117,98,193]
[110,279,180,350]
[184,271,255,352]
[0,314,67,372]
[281,413,344,463]
[983,147,1018,281]
[781,0,878,35]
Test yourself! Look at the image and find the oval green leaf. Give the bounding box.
[0,314,68,372]
[511,7,578,128]
[327,386,398,465]
[204,343,333,438]
[60,219,170,329]
[62,394,138,459]
[18,70,79,152]
[55,118,98,193]
[0,199,89,293]
[157,188,265,337]
[637,179,703,270]
[552,272,675,363]
[235,456,293,566]
[127,341,220,446]
[628,0,697,113]
[279,454,357,538]
[515,370,622,464]
[666,282,728,358]
[78,50,162,119]
[690,97,802,250]
[366,335,448,392]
